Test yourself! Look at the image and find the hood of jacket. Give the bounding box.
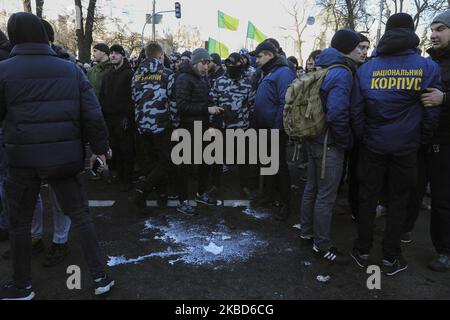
[315,47,358,73]
[377,28,420,56]
[315,47,347,67]
[7,12,49,46]
[261,55,290,75]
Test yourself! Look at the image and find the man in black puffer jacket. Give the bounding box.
[0,13,113,300]
[100,44,135,191]
[174,48,223,215]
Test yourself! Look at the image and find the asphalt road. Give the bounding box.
[1,155,449,300]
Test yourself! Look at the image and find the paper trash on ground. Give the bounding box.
[204,242,224,255]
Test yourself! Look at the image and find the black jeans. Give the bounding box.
[355,147,416,260]
[177,122,212,202]
[261,130,291,207]
[105,115,135,182]
[4,168,106,287]
[135,130,172,195]
[429,143,450,255]
[404,145,429,233]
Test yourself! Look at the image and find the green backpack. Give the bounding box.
[283,64,351,178]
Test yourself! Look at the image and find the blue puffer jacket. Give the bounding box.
[254,56,296,129]
[0,43,109,176]
[351,48,442,155]
[313,47,355,150]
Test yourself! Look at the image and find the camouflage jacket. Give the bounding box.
[210,74,255,129]
[132,58,177,134]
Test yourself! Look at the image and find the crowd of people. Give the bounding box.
[0,9,449,300]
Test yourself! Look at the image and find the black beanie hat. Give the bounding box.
[331,29,361,54]
[110,44,126,57]
[7,12,49,46]
[93,43,110,55]
[358,33,370,44]
[210,53,221,66]
[41,19,54,43]
[385,13,415,31]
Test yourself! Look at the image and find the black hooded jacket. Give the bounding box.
[0,30,11,61]
[175,64,212,126]
[100,59,134,117]
[427,45,450,144]
[0,13,108,177]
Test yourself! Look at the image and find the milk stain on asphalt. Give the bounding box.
[107,208,270,269]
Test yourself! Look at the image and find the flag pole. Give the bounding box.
[245,21,249,49]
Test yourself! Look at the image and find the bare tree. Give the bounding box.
[36,0,44,18]
[51,14,78,54]
[317,0,372,31]
[284,1,311,66]
[22,0,32,12]
[75,0,97,62]
[172,25,203,52]
[412,0,447,30]
[390,0,405,13]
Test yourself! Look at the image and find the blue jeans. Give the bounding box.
[31,186,72,244]
[300,142,345,250]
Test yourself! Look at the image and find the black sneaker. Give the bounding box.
[0,282,35,300]
[350,248,370,268]
[313,245,345,264]
[428,254,450,273]
[195,192,221,206]
[381,257,408,276]
[129,189,147,209]
[43,243,69,268]
[176,201,197,216]
[94,275,115,296]
[274,205,290,221]
[401,232,412,244]
[0,228,8,242]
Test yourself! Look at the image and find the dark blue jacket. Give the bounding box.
[0,43,109,176]
[351,49,442,155]
[314,47,355,150]
[254,56,296,129]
